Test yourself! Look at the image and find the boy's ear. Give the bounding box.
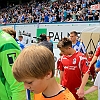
[68,47,71,49]
[46,71,52,79]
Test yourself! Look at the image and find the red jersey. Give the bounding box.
[88,56,95,67]
[88,57,93,65]
[88,57,95,76]
[60,52,89,94]
[95,46,100,57]
[57,58,61,70]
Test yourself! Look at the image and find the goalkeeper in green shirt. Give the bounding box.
[0,30,26,100]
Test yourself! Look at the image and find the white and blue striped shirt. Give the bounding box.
[72,40,86,53]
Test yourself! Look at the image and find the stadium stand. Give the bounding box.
[0,0,100,24]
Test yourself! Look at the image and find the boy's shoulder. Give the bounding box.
[76,52,87,60]
[60,88,76,100]
[75,51,85,57]
[76,40,85,47]
[34,88,76,100]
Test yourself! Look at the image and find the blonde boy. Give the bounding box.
[12,45,76,100]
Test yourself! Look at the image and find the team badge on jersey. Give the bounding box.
[73,58,76,64]
[7,53,16,66]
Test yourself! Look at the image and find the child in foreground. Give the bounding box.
[12,45,76,100]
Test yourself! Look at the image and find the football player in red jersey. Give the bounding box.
[89,45,100,72]
[56,52,63,77]
[57,37,90,100]
[88,51,95,82]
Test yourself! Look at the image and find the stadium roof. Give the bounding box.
[82,26,100,34]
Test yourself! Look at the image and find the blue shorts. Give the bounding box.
[96,60,100,68]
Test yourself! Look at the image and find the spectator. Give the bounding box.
[0,0,99,24]
[63,8,67,21]
[88,10,94,21]
[44,13,49,22]
[94,11,99,20]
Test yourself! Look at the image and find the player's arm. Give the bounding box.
[60,71,64,85]
[59,61,64,85]
[1,44,26,100]
[76,72,89,98]
[76,57,89,98]
[56,69,58,77]
[84,86,98,95]
[84,52,88,59]
[84,71,99,95]
[56,59,60,77]
[89,46,100,68]
[89,56,97,68]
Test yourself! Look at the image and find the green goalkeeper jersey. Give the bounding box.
[0,30,26,100]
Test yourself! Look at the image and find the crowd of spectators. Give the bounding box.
[0,0,100,24]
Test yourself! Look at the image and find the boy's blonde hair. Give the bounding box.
[2,27,16,38]
[12,45,55,81]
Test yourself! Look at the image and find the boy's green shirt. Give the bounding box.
[0,30,26,100]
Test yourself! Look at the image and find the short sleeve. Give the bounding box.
[95,46,100,57]
[94,72,100,86]
[59,61,64,71]
[80,56,90,74]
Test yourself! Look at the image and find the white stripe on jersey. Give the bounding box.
[78,56,87,74]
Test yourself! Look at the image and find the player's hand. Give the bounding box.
[88,64,91,68]
[76,88,84,98]
[84,91,87,95]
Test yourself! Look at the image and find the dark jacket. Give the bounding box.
[38,40,53,53]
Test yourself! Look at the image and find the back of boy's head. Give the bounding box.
[57,37,72,49]
[12,45,55,82]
